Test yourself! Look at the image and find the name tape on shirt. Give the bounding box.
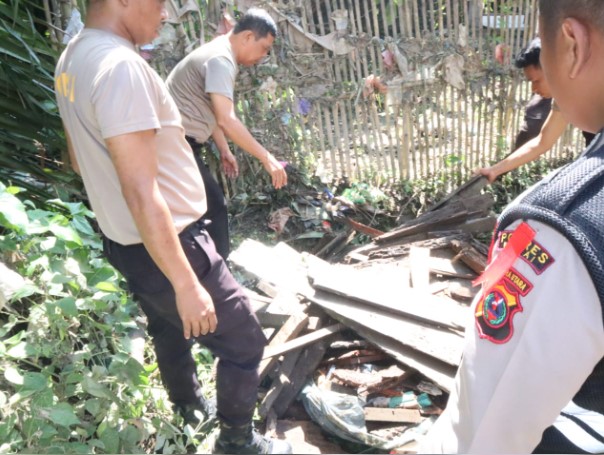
[497,230,555,275]
[503,267,533,296]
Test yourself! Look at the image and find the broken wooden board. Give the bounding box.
[427,247,478,280]
[308,290,457,392]
[364,407,423,424]
[258,290,307,341]
[344,233,468,263]
[375,207,471,244]
[375,193,494,245]
[450,239,488,274]
[425,175,489,213]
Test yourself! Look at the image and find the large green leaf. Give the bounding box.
[46,403,80,427]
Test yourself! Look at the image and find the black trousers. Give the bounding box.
[103,221,266,426]
[186,136,231,261]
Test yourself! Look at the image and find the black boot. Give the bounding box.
[211,422,292,454]
[173,396,217,427]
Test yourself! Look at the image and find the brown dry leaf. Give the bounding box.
[267,208,295,235]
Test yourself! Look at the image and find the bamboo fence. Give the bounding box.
[51,0,585,188]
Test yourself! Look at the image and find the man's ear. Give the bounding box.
[561,17,591,79]
[242,30,255,43]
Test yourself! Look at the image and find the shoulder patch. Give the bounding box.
[475,281,523,344]
[503,267,533,296]
[497,230,514,250]
[497,231,555,275]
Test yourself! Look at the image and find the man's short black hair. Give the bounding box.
[233,8,278,39]
[515,38,541,69]
[539,0,604,41]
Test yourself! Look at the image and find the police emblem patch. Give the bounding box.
[475,281,522,344]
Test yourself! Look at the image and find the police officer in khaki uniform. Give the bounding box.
[166,8,287,261]
[421,1,604,452]
[54,0,291,453]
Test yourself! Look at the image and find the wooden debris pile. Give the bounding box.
[231,176,495,451]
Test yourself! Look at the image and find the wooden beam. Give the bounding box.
[258,313,309,380]
[273,341,328,418]
[308,261,469,331]
[259,348,304,418]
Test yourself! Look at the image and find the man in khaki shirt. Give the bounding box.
[55,1,290,453]
[167,8,287,260]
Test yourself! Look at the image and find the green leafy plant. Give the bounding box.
[0,182,211,453]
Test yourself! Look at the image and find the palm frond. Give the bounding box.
[0,0,81,201]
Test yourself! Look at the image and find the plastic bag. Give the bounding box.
[300,381,435,451]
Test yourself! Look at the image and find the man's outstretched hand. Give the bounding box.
[262,152,288,189]
[220,149,239,178]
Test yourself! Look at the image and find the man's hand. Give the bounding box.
[220,148,239,178]
[262,152,288,189]
[175,282,217,339]
[474,166,499,183]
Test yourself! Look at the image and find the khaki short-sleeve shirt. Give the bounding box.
[55,29,206,245]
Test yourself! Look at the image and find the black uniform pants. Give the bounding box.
[102,220,266,426]
[186,136,230,261]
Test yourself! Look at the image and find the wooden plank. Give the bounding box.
[308,261,468,331]
[312,297,456,392]
[427,175,489,212]
[257,312,290,328]
[375,207,470,244]
[450,239,488,274]
[409,246,430,292]
[308,288,464,367]
[259,348,304,418]
[428,255,476,279]
[262,323,343,360]
[363,407,423,424]
[257,280,279,298]
[259,313,309,380]
[259,291,306,340]
[273,341,328,418]
[230,240,315,297]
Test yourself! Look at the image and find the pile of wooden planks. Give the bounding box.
[343,175,494,263]
[231,177,494,450]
